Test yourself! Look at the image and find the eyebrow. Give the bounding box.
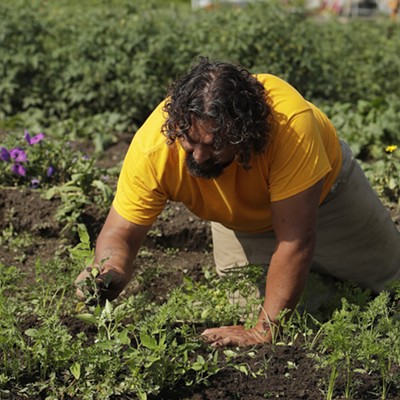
[181,130,215,147]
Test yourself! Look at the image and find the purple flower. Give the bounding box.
[31,178,40,188]
[47,165,55,177]
[24,129,45,145]
[11,163,26,176]
[10,147,27,162]
[0,147,10,162]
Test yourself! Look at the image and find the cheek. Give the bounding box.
[179,140,193,153]
[216,146,236,163]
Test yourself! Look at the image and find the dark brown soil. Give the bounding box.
[1,137,399,400]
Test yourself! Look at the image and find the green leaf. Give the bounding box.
[104,300,113,320]
[113,303,127,322]
[77,223,90,244]
[223,349,237,358]
[43,187,58,200]
[191,362,204,371]
[70,362,81,380]
[140,333,158,350]
[76,313,97,324]
[91,268,99,278]
[145,355,161,368]
[137,391,147,400]
[117,329,131,345]
[96,341,115,350]
[235,365,249,375]
[195,355,205,365]
[24,328,38,337]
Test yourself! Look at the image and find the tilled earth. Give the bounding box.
[1,136,399,399]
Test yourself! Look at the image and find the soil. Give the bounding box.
[1,136,400,400]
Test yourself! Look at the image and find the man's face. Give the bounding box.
[178,120,235,179]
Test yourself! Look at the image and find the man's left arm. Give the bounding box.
[201,179,323,346]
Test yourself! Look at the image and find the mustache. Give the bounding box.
[185,153,232,179]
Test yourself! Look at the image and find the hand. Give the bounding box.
[75,266,129,305]
[201,323,272,347]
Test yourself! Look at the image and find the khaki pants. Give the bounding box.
[212,141,400,295]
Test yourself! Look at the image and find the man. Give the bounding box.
[75,57,400,347]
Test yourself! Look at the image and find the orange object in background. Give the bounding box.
[388,0,400,18]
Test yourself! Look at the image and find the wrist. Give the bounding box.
[255,318,278,340]
[255,319,270,333]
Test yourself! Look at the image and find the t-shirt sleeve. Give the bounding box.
[113,141,167,225]
[268,109,332,202]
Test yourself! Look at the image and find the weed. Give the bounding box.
[315,290,400,399]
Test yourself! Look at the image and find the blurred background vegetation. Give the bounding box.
[0,0,399,156]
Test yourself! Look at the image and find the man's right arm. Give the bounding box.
[75,205,151,302]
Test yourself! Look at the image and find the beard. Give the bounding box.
[185,153,233,179]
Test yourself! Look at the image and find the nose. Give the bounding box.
[192,145,212,164]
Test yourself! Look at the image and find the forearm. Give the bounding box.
[93,229,140,279]
[75,206,152,301]
[92,206,151,275]
[257,240,314,328]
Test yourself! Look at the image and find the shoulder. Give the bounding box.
[132,99,169,155]
[254,74,311,120]
[122,99,181,179]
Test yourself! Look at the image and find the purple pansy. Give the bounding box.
[47,166,55,177]
[31,178,40,188]
[0,147,10,162]
[10,147,27,162]
[11,163,26,176]
[24,130,45,145]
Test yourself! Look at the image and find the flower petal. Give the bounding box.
[10,147,27,162]
[0,147,10,162]
[31,132,45,144]
[24,129,32,145]
[47,165,55,177]
[11,163,26,176]
[31,178,40,188]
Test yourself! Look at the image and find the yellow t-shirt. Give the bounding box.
[113,74,342,233]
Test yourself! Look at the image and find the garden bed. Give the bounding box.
[1,145,399,398]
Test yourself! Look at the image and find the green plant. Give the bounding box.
[1,1,400,138]
[0,222,34,262]
[0,264,26,384]
[1,130,58,187]
[0,129,115,238]
[315,291,400,399]
[317,299,362,399]
[320,96,400,160]
[354,292,400,400]
[364,145,400,206]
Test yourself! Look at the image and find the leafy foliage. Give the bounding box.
[0,1,399,399]
[0,130,115,235]
[314,293,400,399]
[0,1,399,140]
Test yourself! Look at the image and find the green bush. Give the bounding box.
[0,0,399,139]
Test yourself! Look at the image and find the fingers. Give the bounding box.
[201,325,272,347]
[75,265,114,305]
[75,268,94,300]
[75,286,85,301]
[211,336,232,347]
[202,325,244,336]
[201,326,245,346]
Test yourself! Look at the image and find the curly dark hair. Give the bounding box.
[162,57,271,170]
